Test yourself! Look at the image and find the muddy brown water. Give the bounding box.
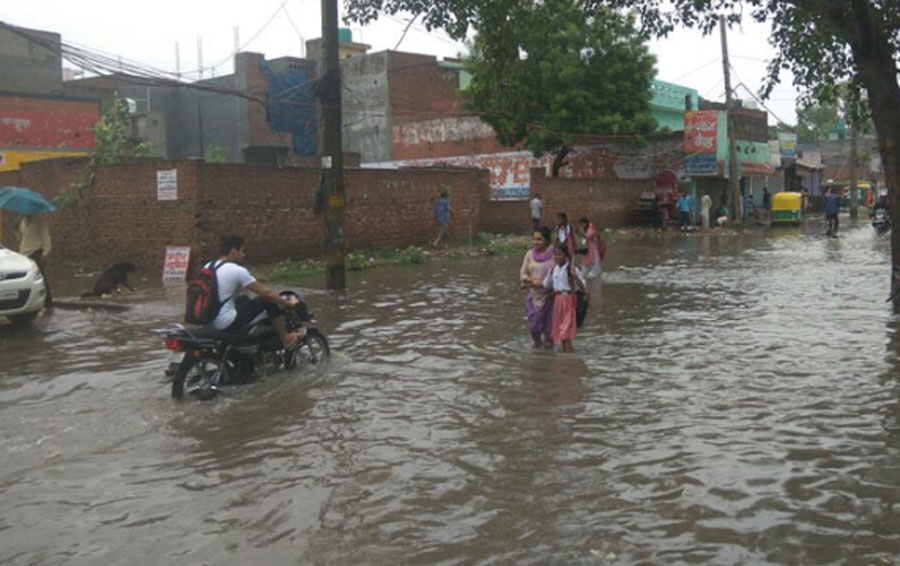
[2,218,900,565]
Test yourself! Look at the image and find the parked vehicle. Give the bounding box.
[0,244,46,324]
[872,207,891,235]
[771,191,804,225]
[155,291,329,400]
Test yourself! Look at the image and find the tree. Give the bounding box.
[796,101,840,143]
[345,0,900,307]
[205,142,227,163]
[58,94,151,207]
[92,95,151,165]
[463,0,657,176]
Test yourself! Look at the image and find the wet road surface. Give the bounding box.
[2,218,900,565]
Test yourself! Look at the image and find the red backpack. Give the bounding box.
[184,261,229,324]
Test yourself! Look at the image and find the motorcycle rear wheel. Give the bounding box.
[285,329,330,369]
[171,353,228,400]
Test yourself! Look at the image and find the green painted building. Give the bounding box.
[649,79,700,132]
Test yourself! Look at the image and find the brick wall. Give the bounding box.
[481,200,533,234]
[480,172,652,234]
[387,51,505,161]
[534,172,651,229]
[0,158,199,269]
[0,158,487,273]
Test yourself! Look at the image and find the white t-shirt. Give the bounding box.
[529,197,543,219]
[207,261,256,329]
[542,262,585,292]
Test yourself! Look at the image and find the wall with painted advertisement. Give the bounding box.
[364,137,687,200]
[0,149,89,173]
[0,92,99,172]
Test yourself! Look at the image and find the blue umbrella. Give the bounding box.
[0,186,58,215]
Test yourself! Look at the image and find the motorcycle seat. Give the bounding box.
[188,327,247,343]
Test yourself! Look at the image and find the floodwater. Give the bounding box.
[2,218,900,566]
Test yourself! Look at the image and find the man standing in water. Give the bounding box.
[432,192,451,248]
[824,188,840,237]
[676,191,693,231]
[529,193,543,230]
[700,193,712,230]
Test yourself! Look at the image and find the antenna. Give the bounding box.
[197,36,204,79]
[175,42,181,79]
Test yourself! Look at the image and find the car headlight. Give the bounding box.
[30,263,43,281]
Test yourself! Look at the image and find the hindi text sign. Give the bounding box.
[683,110,718,154]
[162,246,191,282]
[157,169,178,201]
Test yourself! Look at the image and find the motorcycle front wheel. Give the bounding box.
[171,353,228,400]
[285,329,330,370]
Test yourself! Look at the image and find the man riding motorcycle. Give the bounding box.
[209,234,302,349]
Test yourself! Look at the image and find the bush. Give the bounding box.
[399,245,425,264]
[346,251,374,270]
[268,260,323,281]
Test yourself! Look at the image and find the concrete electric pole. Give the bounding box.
[319,0,347,290]
[849,121,859,221]
[720,16,741,224]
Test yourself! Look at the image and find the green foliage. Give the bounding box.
[205,142,227,163]
[268,259,325,281]
[346,251,375,270]
[57,94,151,207]
[398,245,425,264]
[463,1,657,171]
[797,82,875,143]
[796,101,840,143]
[93,95,151,164]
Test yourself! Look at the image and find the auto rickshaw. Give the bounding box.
[771,191,804,224]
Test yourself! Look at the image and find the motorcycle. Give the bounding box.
[872,207,891,235]
[155,291,329,400]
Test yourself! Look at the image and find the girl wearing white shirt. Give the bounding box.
[542,243,586,353]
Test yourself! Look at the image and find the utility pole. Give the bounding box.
[197,36,204,79]
[849,120,859,221]
[319,0,346,290]
[719,16,741,224]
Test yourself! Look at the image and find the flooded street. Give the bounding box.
[3,218,900,565]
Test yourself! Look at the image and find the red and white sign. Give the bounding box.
[162,246,191,282]
[684,110,718,154]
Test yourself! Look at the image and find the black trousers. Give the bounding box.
[826,213,839,234]
[27,249,53,308]
[225,296,280,332]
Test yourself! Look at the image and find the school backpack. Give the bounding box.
[184,261,229,324]
[568,268,590,328]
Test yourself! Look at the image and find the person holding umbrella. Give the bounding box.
[0,186,58,310]
[18,214,53,309]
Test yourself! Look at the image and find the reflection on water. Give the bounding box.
[2,219,900,565]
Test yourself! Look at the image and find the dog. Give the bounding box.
[82,261,137,297]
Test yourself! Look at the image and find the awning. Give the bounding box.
[740,161,774,175]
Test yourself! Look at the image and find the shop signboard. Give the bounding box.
[778,132,798,158]
[683,110,718,154]
[684,153,718,176]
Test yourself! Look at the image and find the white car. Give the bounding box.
[0,245,46,323]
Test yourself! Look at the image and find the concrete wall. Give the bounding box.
[0,25,62,95]
[341,51,391,163]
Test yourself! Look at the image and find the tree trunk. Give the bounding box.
[848,1,900,310]
[551,145,572,178]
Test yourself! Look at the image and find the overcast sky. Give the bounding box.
[1,0,800,124]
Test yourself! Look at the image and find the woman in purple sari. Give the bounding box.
[520,226,555,348]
